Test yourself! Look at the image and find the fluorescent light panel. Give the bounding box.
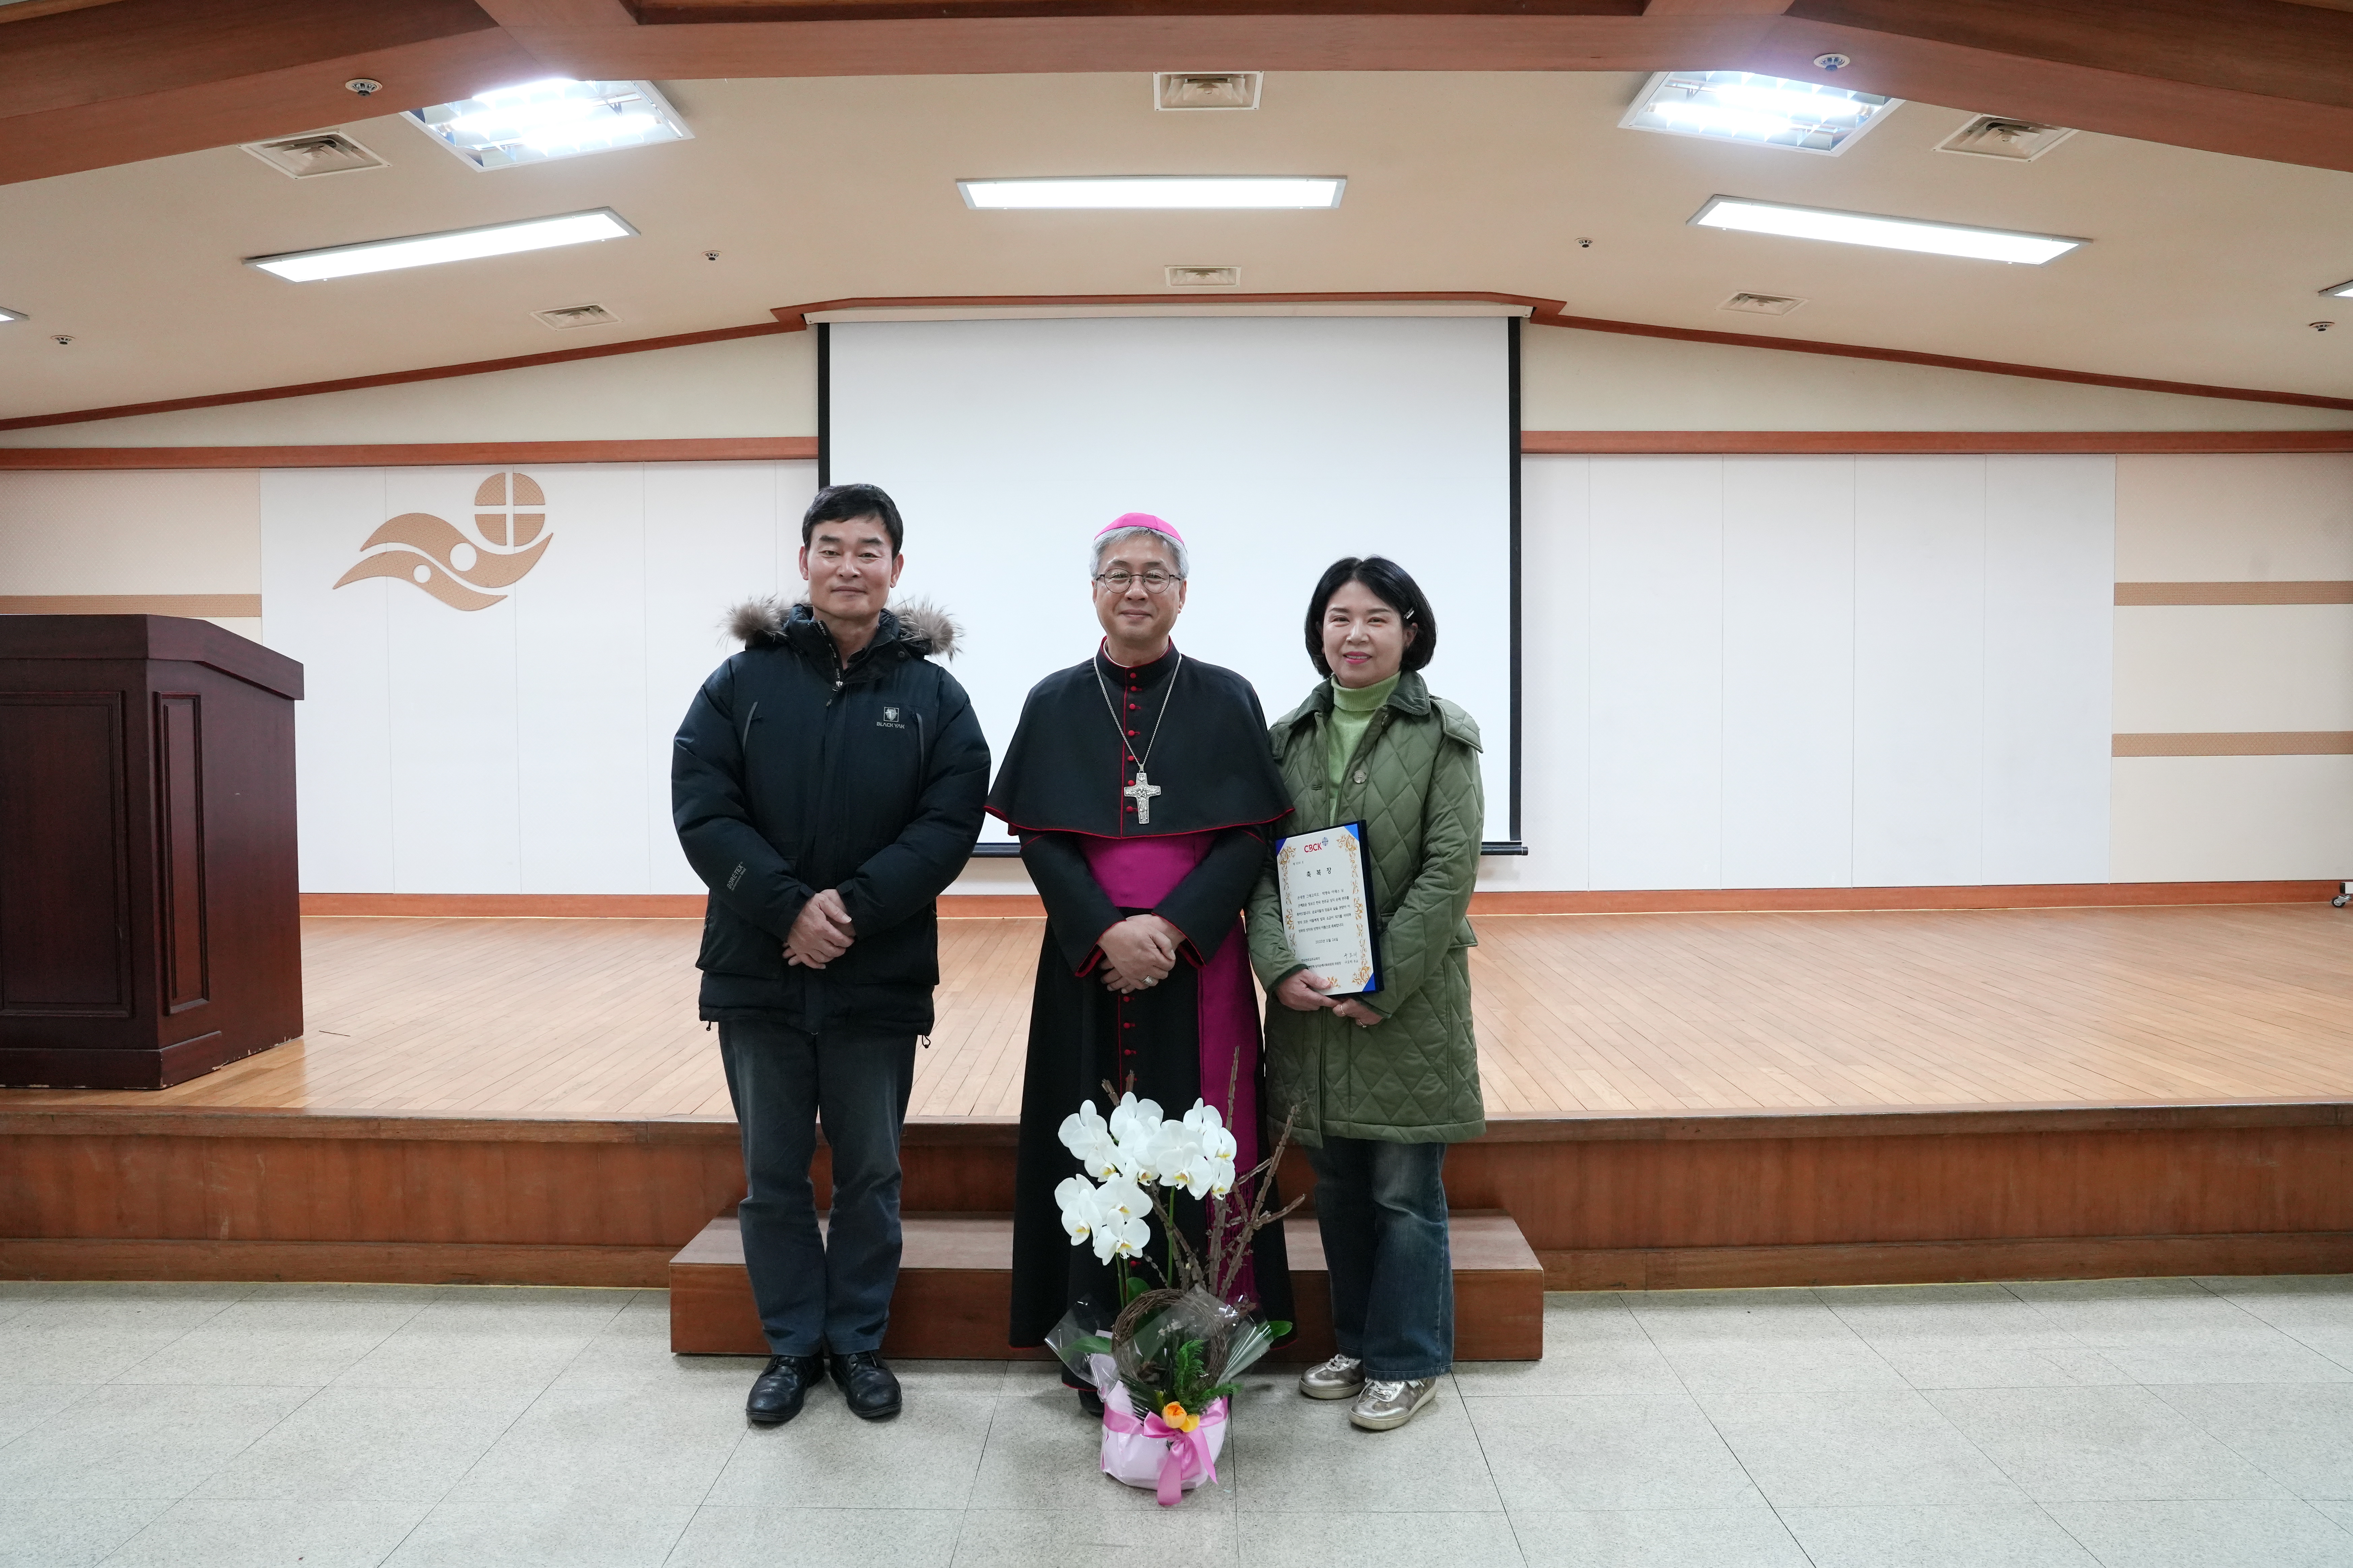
[1691,195,2085,265]
[246,209,637,282]
[406,78,690,171]
[1622,71,1897,156]
[0,306,24,323]
[959,176,1344,209]
[2326,279,2353,299]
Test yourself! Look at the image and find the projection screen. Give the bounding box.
[822,312,1519,849]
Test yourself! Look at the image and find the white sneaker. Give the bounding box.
[1297,1353,1365,1400]
[1349,1376,1439,1431]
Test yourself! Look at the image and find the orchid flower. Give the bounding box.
[1198,1125,1238,1163]
[1095,1174,1151,1220]
[1107,1093,1164,1147]
[1057,1103,1122,1179]
[1205,1157,1237,1200]
[1180,1100,1224,1136]
[1092,1208,1152,1263]
[1154,1125,1216,1199]
[1054,1175,1102,1244]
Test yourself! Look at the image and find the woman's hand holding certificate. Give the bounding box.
[1273,821,1381,999]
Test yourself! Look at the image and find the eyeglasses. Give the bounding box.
[1093,569,1184,594]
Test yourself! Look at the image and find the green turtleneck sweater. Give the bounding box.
[1326,672,1400,798]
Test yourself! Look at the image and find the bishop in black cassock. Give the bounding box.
[989,514,1296,1362]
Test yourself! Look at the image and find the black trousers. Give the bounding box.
[717,1019,917,1357]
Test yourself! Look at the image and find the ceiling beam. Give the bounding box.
[7,0,2353,185]
[0,0,545,183]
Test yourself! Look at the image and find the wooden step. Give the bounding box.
[670,1209,1544,1361]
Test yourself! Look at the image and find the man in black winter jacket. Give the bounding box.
[672,483,988,1427]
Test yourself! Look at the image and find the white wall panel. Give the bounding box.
[2113,756,2353,881]
[1721,457,1855,888]
[515,465,651,893]
[641,462,805,893]
[2114,605,2353,732]
[382,468,522,894]
[1853,457,1986,886]
[1512,457,1590,891]
[1983,456,2114,883]
[259,468,393,893]
[1587,458,1722,889]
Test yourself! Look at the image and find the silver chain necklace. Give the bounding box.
[1094,650,1181,826]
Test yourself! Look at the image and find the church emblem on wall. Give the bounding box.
[333,471,554,611]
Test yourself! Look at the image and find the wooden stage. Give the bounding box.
[6,905,2353,1300]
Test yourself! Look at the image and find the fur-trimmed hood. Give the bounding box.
[726,596,959,659]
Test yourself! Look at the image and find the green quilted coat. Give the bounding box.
[1247,669,1485,1148]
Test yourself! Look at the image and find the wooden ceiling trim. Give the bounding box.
[0,321,796,433]
[0,0,135,23]
[0,0,505,120]
[0,26,546,186]
[770,292,2353,413]
[1786,0,2353,113]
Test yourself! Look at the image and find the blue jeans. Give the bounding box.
[718,1020,916,1357]
[1303,1135,1453,1380]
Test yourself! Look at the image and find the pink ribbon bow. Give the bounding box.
[1105,1397,1227,1506]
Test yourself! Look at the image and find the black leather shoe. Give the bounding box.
[1077,1387,1104,1419]
[746,1353,825,1426]
[828,1350,903,1420]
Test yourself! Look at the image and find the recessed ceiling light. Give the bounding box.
[1622,71,1898,156]
[1166,265,1242,287]
[405,78,690,171]
[0,306,26,324]
[959,176,1344,210]
[1690,195,2086,265]
[2324,279,2353,299]
[245,208,637,282]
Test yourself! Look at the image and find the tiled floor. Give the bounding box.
[7,1278,2353,1566]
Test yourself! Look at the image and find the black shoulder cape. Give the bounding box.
[986,642,1291,839]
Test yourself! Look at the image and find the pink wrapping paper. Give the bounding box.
[1087,1353,1229,1505]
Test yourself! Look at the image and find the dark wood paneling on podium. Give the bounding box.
[0,617,301,1087]
[0,694,130,1017]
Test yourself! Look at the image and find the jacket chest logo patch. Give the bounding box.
[877,707,907,729]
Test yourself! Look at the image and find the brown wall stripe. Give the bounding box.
[2,435,2347,471]
[2114,732,2353,757]
[1524,432,2353,455]
[298,882,2340,920]
[2116,581,2353,606]
[0,438,819,470]
[0,594,262,617]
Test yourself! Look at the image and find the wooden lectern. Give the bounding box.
[0,616,303,1089]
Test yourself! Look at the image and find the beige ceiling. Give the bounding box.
[1,70,2349,423]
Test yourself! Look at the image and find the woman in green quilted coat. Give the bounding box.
[1247,555,1483,1434]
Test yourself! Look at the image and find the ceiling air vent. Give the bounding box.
[1937,116,2077,162]
[241,131,387,178]
[1166,265,1241,288]
[1720,292,1805,317]
[533,303,620,329]
[1155,72,1262,111]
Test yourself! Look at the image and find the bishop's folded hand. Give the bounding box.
[1096,914,1178,991]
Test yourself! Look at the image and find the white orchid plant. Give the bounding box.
[1053,1078,1301,1314]
[1047,1079,1303,1431]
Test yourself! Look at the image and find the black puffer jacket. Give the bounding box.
[672,598,989,1033]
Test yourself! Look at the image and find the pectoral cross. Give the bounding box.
[1124,771,1162,826]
